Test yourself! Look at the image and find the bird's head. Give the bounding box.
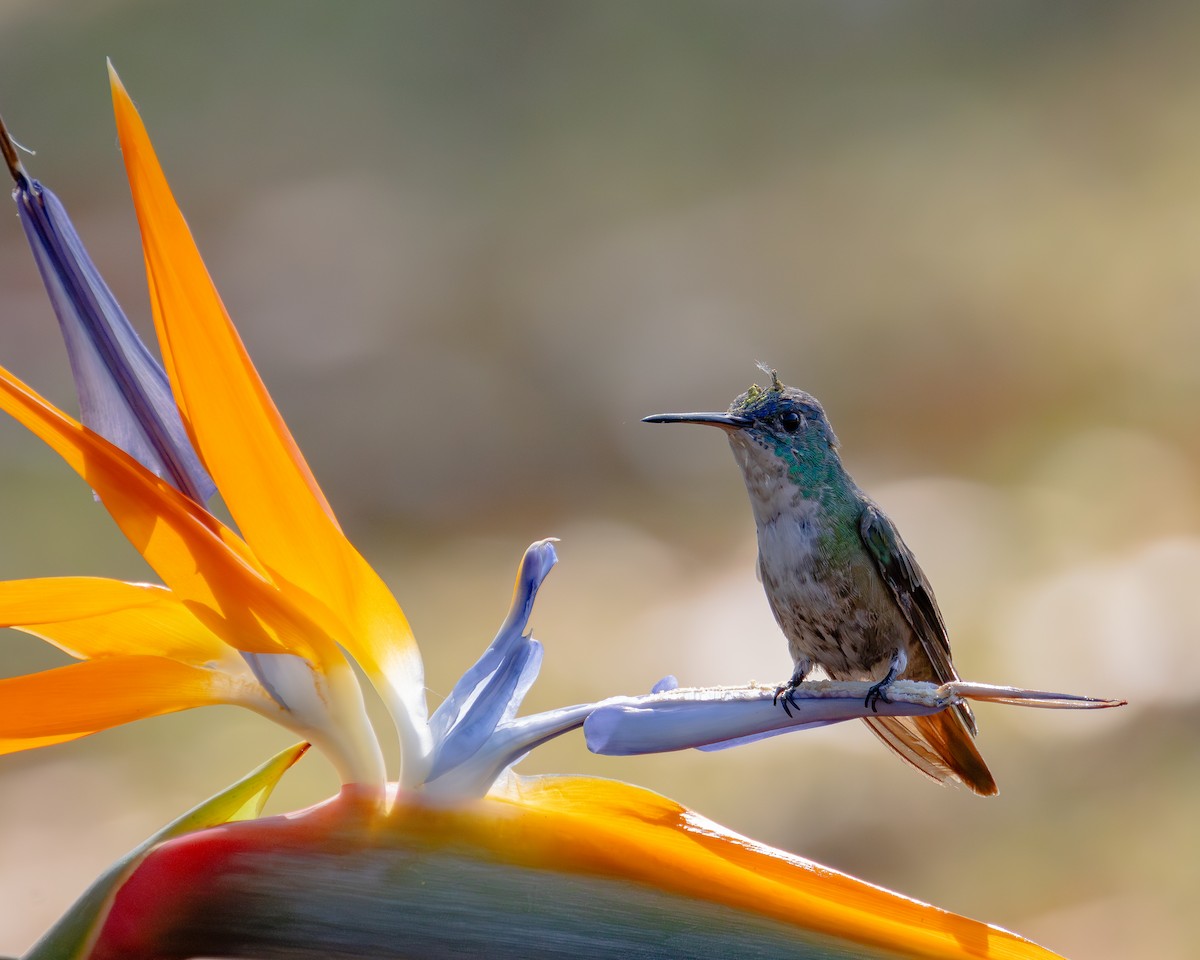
[643,365,838,472]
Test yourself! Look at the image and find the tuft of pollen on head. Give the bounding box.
[739,361,784,408]
[727,367,840,450]
[755,360,783,394]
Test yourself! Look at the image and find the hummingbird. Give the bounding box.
[644,368,997,796]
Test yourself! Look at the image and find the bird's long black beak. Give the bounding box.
[642,412,751,430]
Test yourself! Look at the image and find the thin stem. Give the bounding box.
[0,111,29,184]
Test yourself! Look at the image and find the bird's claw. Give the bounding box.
[863,678,893,712]
[773,680,801,718]
[864,652,904,712]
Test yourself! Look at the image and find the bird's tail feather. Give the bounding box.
[863,711,998,796]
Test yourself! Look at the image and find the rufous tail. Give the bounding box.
[863,710,998,796]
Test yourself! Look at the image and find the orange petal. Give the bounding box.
[0,575,164,622]
[0,576,230,664]
[0,732,95,753]
[0,655,227,755]
[109,65,425,751]
[0,363,336,664]
[490,775,1061,960]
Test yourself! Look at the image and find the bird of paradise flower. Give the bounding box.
[0,64,1118,960]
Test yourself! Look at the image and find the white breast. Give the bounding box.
[755,503,837,610]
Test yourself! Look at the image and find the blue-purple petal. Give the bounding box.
[651,675,679,694]
[423,701,593,798]
[426,540,557,782]
[584,684,944,757]
[426,640,543,781]
[13,176,214,502]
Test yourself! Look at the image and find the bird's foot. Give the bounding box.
[864,651,906,713]
[773,661,812,718]
[772,680,800,717]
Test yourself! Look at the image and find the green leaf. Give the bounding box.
[22,741,309,960]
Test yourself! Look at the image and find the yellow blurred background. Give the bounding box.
[0,2,1196,956]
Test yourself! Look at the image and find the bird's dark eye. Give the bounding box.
[779,411,802,433]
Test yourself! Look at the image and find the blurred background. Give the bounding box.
[0,1,1196,956]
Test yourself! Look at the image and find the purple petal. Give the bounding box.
[423,701,593,797]
[12,175,214,502]
[426,540,557,782]
[426,640,543,781]
[584,682,946,757]
[582,678,1124,757]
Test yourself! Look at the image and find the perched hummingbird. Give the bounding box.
[644,368,997,796]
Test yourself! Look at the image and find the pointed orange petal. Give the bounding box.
[109,66,425,748]
[0,363,336,664]
[492,775,1061,960]
[0,576,163,622]
[0,732,94,753]
[0,577,231,663]
[0,655,227,755]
